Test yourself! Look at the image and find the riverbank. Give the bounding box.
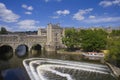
[57,50,105,64]
[57,50,82,55]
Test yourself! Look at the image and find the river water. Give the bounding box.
[0,50,117,80]
[0,51,83,80]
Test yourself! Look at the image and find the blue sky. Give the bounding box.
[0,0,120,31]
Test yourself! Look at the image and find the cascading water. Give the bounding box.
[23,58,116,80]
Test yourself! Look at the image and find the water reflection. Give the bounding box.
[0,45,13,60]
[15,45,28,57]
[0,51,84,72]
[1,68,29,80]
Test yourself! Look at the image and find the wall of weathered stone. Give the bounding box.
[0,35,47,51]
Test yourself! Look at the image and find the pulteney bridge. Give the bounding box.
[0,35,46,52]
[0,23,64,58]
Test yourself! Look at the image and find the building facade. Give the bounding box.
[39,23,64,51]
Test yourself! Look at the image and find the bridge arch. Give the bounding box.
[0,45,13,60]
[30,44,42,56]
[15,44,28,57]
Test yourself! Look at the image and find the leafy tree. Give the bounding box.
[62,28,80,51]
[62,28,107,52]
[81,29,107,52]
[0,27,8,34]
[106,30,120,67]
[110,30,120,37]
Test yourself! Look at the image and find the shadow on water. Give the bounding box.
[0,45,13,61]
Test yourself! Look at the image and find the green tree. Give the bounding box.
[0,27,8,34]
[110,30,120,37]
[106,30,120,67]
[81,29,107,52]
[62,28,80,51]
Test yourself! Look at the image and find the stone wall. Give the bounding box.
[0,35,46,51]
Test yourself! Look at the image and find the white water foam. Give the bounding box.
[23,58,114,80]
[37,65,74,80]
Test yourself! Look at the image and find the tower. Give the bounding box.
[46,23,53,45]
[38,28,42,36]
[46,23,64,51]
[46,23,56,51]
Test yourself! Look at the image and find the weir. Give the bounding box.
[23,58,116,80]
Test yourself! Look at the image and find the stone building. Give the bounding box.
[38,23,64,51]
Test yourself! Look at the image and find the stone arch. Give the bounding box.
[30,44,42,56]
[0,45,13,60]
[15,44,28,57]
[31,44,42,50]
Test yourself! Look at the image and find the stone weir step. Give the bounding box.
[23,58,116,80]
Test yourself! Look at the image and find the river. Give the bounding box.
[0,50,117,80]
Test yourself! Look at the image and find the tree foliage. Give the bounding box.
[62,28,80,50]
[81,29,107,52]
[110,30,120,37]
[62,28,107,51]
[0,27,8,34]
[106,30,120,67]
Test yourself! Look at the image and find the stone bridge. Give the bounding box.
[0,23,65,53]
[0,35,47,52]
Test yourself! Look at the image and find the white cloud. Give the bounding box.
[27,6,33,10]
[22,4,33,15]
[22,4,33,11]
[99,0,120,7]
[17,20,39,31]
[51,10,70,19]
[45,0,49,2]
[113,0,120,5]
[22,4,27,9]
[44,0,62,3]
[84,17,120,23]
[56,10,70,15]
[25,12,32,15]
[73,8,93,21]
[89,15,95,19]
[0,3,20,23]
[99,1,112,7]
[51,16,59,19]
